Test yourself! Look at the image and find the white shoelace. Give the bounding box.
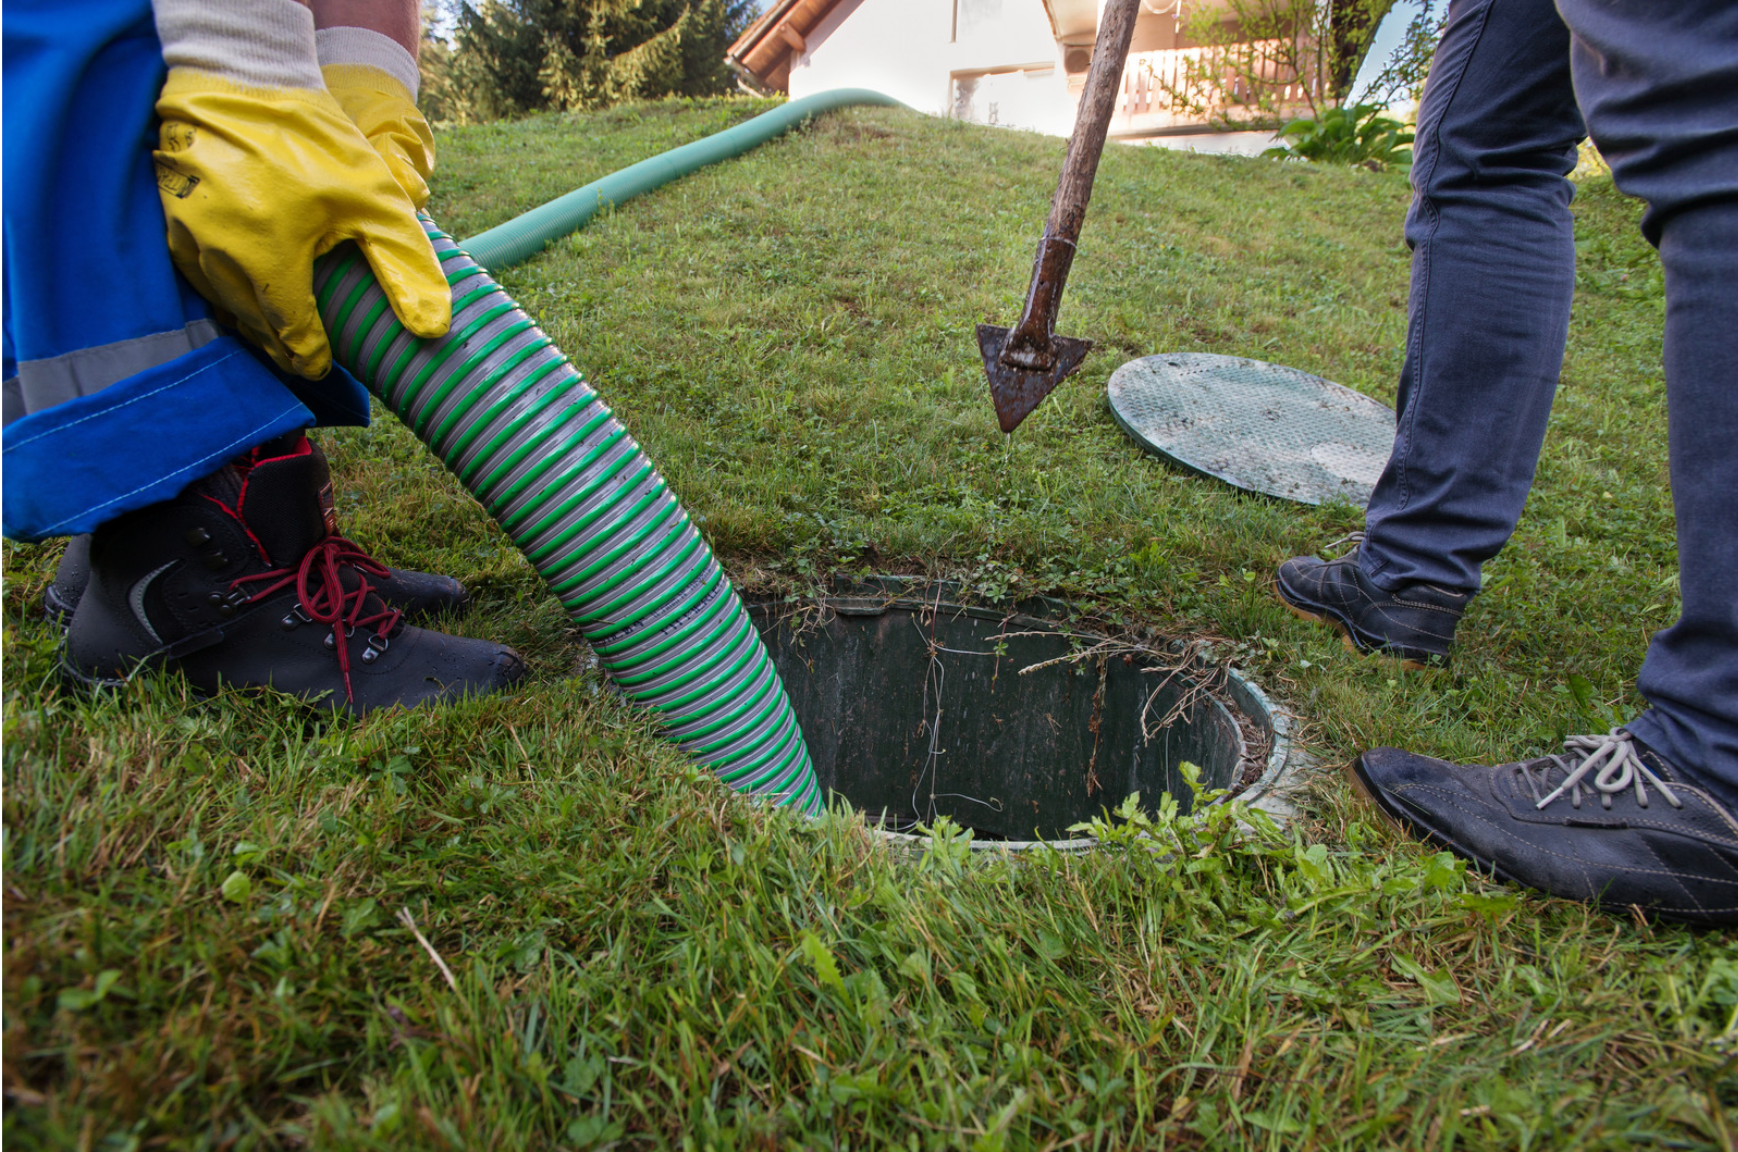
[1524,728,1683,812]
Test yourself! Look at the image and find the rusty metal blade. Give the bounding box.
[977,324,1093,434]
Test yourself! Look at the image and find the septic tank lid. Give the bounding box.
[1107,353,1395,506]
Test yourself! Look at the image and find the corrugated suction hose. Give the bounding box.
[313,219,822,815]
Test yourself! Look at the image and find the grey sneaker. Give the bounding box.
[1354,730,1738,926]
[1276,533,1471,668]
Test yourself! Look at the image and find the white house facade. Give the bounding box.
[727,0,1288,153]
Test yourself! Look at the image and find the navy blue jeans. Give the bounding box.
[1359,0,1738,799]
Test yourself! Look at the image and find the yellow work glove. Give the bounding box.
[322,63,436,210]
[153,72,451,379]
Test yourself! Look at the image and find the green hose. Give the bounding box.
[316,222,818,813]
[462,88,906,271]
[309,90,904,815]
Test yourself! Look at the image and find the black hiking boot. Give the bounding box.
[1276,533,1471,668]
[63,433,524,714]
[43,439,469,628]
[1353,730,1738,926]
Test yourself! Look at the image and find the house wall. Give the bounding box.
[787,0,1077,136]
[784,0,1281,151]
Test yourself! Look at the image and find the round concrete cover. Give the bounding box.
[1107,352,1396,506]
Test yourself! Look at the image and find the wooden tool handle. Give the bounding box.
[1046,0,1143,246]
[1001,0,1141,369]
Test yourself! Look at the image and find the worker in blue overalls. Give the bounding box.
[3,0,524,712]
[1276,0,1738,924]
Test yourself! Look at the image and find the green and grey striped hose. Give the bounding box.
[313,219,822,815]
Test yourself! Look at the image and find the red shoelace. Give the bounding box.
[229,536,404,702]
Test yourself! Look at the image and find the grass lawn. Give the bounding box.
[4,97,1734,1149]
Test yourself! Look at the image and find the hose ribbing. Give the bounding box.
[313,221,822,815]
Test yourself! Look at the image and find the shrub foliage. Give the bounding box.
[1263,102,1415,169]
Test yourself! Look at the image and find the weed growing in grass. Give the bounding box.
[5,98,1734,1147]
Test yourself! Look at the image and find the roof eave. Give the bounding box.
[726,0,805,65]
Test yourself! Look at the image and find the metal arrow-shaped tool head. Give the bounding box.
[975,0,1139,435]
[977,322,1093,434]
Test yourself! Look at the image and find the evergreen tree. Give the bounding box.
[448,0,754,118]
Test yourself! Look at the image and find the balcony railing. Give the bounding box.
[1113,39,1324,130]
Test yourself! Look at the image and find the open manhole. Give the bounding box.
[748,581,1293,849]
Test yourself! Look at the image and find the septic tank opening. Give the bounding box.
[748,582,1272,844]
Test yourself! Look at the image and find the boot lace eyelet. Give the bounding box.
[229,535,404,704]
[279,603,314,631]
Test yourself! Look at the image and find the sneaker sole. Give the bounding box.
[1274,583,1440,673]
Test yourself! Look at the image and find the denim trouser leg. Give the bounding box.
[1360,0,1585,594]
[1558,0,1738,801]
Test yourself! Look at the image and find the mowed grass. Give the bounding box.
[4,97,1733,1149]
